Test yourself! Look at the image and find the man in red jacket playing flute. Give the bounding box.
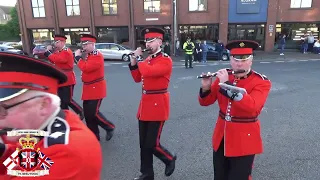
[129,27,176,180]
[198,40,272,180]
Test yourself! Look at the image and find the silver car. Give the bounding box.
[0,45,25,55]
[95,43,133,61]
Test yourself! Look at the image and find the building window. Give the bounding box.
[189,0,207,11]
[102,0,118,15]
[290,0,312,8]
[31,0,46,18]
[144,0,160,13]
[66,0,80,16]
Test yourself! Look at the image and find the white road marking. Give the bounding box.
[110,62,124,64]
[299,60,308,62]
[275,61,285,63]
[260,62,271,63]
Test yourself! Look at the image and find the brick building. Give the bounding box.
[17,0,320,54]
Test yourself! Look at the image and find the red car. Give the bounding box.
[32,45,47,59]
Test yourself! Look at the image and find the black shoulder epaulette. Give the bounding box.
[44,111,70,148]
[93,50,98,55]
[63,47,68,51]
[254,71,269,80]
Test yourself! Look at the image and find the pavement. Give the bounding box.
[71,58,320,180]
[171,51,320,62]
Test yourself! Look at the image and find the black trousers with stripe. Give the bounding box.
[83,99,115,140]
[58,85,83,115]
[213,139,255,180]
[139,121,174,175]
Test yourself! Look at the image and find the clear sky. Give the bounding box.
[0,0,17,7]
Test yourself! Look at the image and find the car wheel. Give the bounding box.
[122,54,130,62]
[222,54,228,61]
[34,55,39,59]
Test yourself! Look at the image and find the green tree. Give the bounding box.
[6,6,20,38]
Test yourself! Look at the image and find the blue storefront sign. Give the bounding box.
[237,0,260,14]
[228,0,268,23]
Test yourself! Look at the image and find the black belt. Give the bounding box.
[219,111,257,123]
[142,89,167,94]
[83,77,104,85]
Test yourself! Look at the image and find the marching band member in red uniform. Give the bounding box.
[44,34,84,120]
[198,40,272,180]
[74,34,115,141]
[129,27,176,180]
[0,52,102,179]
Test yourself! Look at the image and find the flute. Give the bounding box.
[128,48,152,56]
[197,69,247,79]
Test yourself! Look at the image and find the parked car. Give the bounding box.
[204,42,229,61]
[0,45,25,55]
[95,43,133,61]
[32,45,47,59]
[206,44,230,61]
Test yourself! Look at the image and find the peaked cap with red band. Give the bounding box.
[80,34,97,44]
[0,52,67,101]
[53,34,67,41]
[226,40,260,55]
[141,27,165,42]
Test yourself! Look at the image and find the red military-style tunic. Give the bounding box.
[198,71,271,157]
[129,51,172,121]
[77,50,107,100]
[46,47,76,87]
[0,110,102,180]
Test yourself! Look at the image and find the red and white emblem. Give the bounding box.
[18,149,39,171]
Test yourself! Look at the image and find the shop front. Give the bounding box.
[275,23,320,49]
[31,29,55,45]
[227,0,268,49]
[228,24,265,49]
[61,28,90,46]
[178,24,219,48]
[135,25,171,48]
[96,27,129,45]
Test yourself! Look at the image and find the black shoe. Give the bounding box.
[78,112,84,120]
[106,129,114,141]
[133,174,154,180]
[189,66,193,68]
[165,155,177,177]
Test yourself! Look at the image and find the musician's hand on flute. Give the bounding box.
[201,72,212,91]
[130,47,143,66]
[46,45,53,51]
[216,68,229,83]
[74,49,82,57]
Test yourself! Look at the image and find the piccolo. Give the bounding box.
[197,69,247,79]
[128,48,152,56]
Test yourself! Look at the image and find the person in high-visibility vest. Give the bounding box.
[183,37,195,68]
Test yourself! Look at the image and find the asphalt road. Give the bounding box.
[71,59,320,180]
